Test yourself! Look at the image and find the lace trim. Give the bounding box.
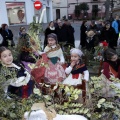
[46,44,61,54]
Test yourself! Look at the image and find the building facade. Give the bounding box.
[68,0,106,19]
[0,0,53,26]
[52,0,68,20]
[112,0,120,17]
[52,0,106,20]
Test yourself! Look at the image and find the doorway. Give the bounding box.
[56,9,60,19]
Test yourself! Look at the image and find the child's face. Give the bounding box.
[71,53,80,63]
[0,50,13,66]
[111,55,118,61]
[21,29,26,34]
[48,38,56,46]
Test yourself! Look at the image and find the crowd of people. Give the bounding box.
[0,15,120,102]
[80,15,120,50]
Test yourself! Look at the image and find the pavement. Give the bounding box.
[9,21,81,48]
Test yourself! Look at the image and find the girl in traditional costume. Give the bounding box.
[100,48,120,97]
[31,33,66,84]
[103,48,120,79]
[0,47,34,98]
[63,48,89,85]
[44,33,66,84]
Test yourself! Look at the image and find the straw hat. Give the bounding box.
[86,30,95,37]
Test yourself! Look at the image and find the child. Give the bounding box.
[44,33,66,84]
[18,26,25,37]
[0,47,34,98]
[17,27,40,72]
[63,48,89,85]
[100,48,120,97]
[31,33,66,84]
[103,48,120,79]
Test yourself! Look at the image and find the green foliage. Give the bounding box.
[29,16,43,36]
[79,2,89,12]
[1,72,120,119]
[0,16,44,119]
[0,66,44,119]
[89,75,120,119]
[62,43,74,63]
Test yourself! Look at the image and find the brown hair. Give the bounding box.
[20,27,26,32]
[0,46,10,58]
[103,48,117,60]
[19,26,25,32]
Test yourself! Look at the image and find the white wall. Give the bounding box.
[0,0,9,26]
[68,0,105,15]
[0,0,53,25]
[52,0,68,20]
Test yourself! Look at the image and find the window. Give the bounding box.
[56,9,60,19]
[6,2,26,25]
[92,5,98,10]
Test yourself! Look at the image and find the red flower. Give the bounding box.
[98,52,101,56]
[101,41,108,46]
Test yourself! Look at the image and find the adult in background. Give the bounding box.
[97,20,106,41]
[101,20,106,31]
[54,18,59,28]
[100,21,116,49]
[66,20,75,47]
[0,25,2,34]
[80,20,87,48]
[56,19,70,45]
[86,20,99,34]
[1,24,14,47]
[0,33,3,47]
[97,19,103,31]
[44,21,56,48]
[0,24,3,46]
[112,15,120,47]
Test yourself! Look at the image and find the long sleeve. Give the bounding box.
[112,21,115,28]
[65,66,72,74]
[103,62,110,79]
[59,53,65,63]
[83,70,89,81]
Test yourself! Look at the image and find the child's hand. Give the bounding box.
[70,61,76,68]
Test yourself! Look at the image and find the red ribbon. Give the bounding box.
[72,74,79,79]
[22,85,28,98]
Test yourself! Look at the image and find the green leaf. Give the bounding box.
[97,104,101,108]
[98,98,106,104]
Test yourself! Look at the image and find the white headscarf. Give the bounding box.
[70,48,83,57]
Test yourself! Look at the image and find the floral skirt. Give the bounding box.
[45,61,66,84]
